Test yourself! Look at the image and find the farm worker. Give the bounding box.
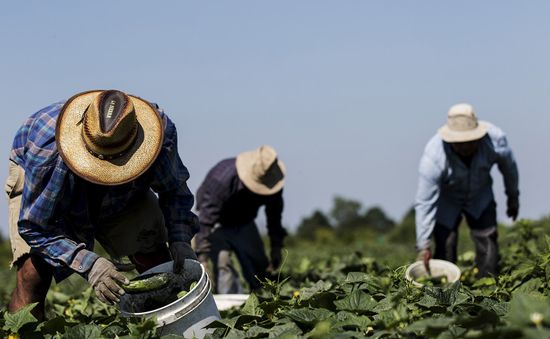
[6,90,199,319]
[194,145,287,293]
[415,103,519,277]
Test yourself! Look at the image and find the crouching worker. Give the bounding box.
[415,103,519,277]
[194,145,288,293]
[6,90,199,319]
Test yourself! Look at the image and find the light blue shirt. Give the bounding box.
[414,122,519,250]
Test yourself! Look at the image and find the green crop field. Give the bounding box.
[0,218,548,338]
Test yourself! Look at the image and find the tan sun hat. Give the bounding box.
[55,89,164,185]
[438,103,488,143]
[236,145,286,195]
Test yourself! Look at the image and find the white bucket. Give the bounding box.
[213,294,249,311]
[405,259,461,287]
[119,260,220,338]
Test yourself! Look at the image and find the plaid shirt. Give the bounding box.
[11,100,198,281]
[196,158,287,247]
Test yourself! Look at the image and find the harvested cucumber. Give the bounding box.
[124,273,171,293]
[176,281,198,299]
[416,275,448,286]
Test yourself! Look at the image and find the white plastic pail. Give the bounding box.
[405,259,461,287]
[213,294,249,311]
[119,260,220,338]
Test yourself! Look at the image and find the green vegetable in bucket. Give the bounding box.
[124,273,171,293]
[176,281,198,299]
[416,275,448,286]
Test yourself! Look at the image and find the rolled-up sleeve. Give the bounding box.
[19,157,99,275]
[150,116,199,243]
[414,149,443,250]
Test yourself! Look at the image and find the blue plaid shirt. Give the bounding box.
[11,100,198,281]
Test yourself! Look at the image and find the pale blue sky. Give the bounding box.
[1,1,549,236]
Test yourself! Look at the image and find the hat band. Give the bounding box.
[82,124,138,160]
[83,135,137,160]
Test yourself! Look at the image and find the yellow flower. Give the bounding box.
[8,333,20,339]
[293,291,300,298]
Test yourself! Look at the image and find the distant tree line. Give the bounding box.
[294,196,416,245]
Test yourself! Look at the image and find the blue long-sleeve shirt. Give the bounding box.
[11,100,198,281]
[414,122,519,250]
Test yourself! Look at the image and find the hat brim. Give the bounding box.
[56,90,164,185]
[236,151,286,195]
[438,121,488,143]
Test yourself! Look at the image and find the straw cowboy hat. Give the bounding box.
[438,103,488,143]
[56,89,164,185]
[236,145,286,195]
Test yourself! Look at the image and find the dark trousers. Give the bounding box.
[434,201,499,277]
[200,222,269,293]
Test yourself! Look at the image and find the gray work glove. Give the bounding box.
[169,241,198,274]
[87,257,129,304]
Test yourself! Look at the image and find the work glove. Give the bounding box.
[87,257,129,304]
[169,241,198,274]
[416,248,432,275]
[270,246,283,270]
[507,197,519,221]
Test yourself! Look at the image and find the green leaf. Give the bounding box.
[299,280,333,301]
[284,308,333,326]
[454,307,500,329]
[244,325,271,337]
[37,316,76,335]
[268,322,303,337]
[344,272,371,284]
[333,290,378,314]
[62,324,102,339]
[506,292,550,327]
[405,317,454,336]
[3,302,38,333]
[127,317,157,336]
[101,324,126,337]
[512,278,543,296]
[334,311,373,329]
[241,294,264,317]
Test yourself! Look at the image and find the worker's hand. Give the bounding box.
[169,241,198,274]
[87,257,129,304]
[507,198,519,221]
[417,248,432,274]
[270,246,283,270]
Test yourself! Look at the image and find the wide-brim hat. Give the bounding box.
[438,103,488,143]
[236,145,286,195]
[56,90,164,185]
